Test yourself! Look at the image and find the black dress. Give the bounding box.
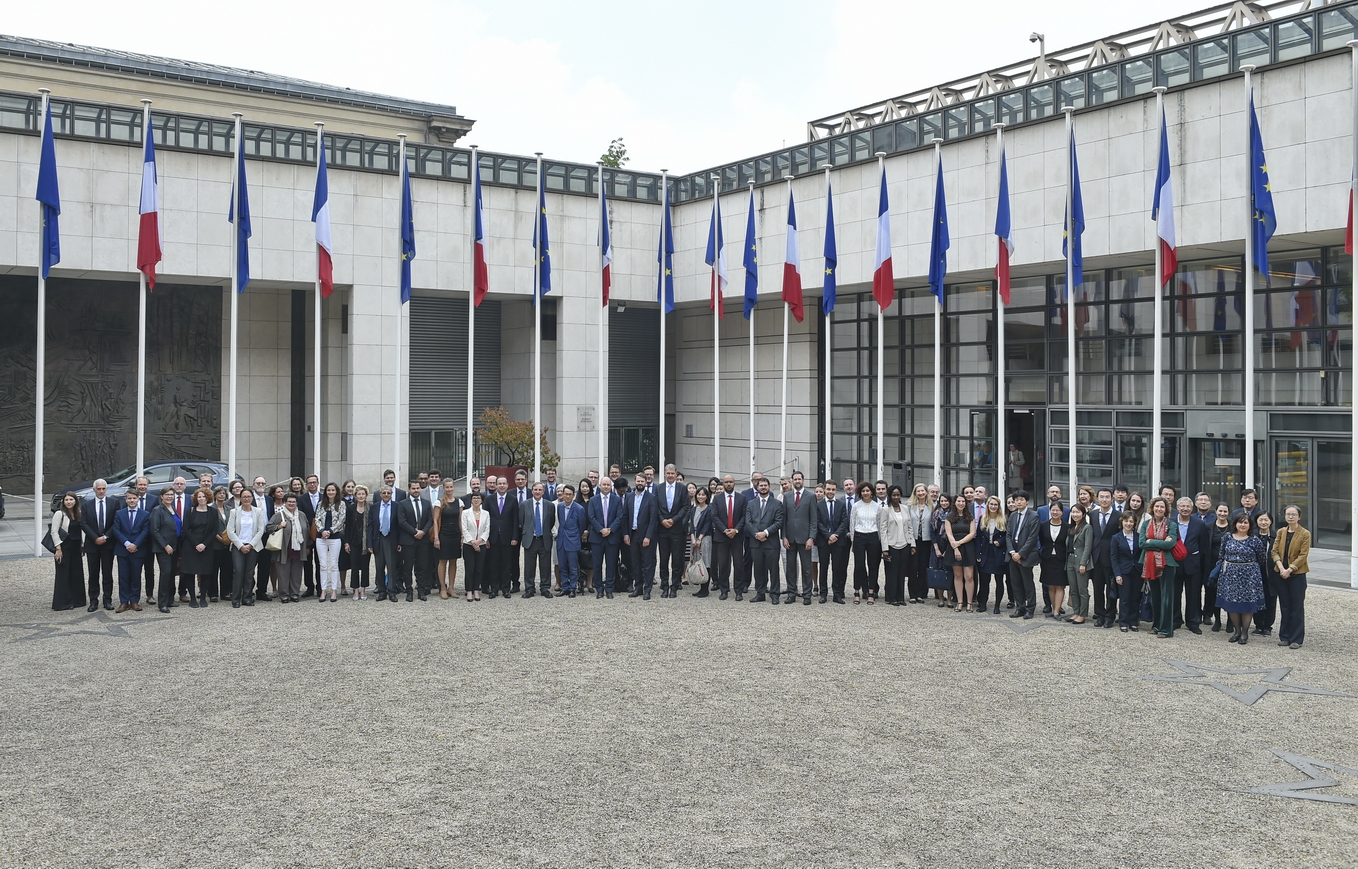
[52,515,84,610]
[942,515,975,567]
[179,508,220,576]
[1039,521,1069,586]
[437,501,461,558]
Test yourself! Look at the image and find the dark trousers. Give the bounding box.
[852,532,881,596]
[1253,570,1279,630]
[523,538,551,591]
[976,567,1006,608]
[303,554,315,593]
[142,554,155,600]
[711,534,744,592]
[783,543,814,599]
[208,548,232,599]
[348,549,371,588]
[750,543,780,596]
[1177,571,1203,628]
[462,544,487,592]
[507,538,522,590]
[907,543,931,600]
[818,539,850,599]
[116,554,145,605]
[255,550,272,597]
[1150,567,1177,636]
[594,541,621,591]
[657,529,686,591]
[738,537,754,592]
[155,552,178,609]
[85,544,115,604]
[627,535,656,591]
[1277,573,1307,646]
[1008,560,1036,613]
[1091,564,1116,621]
[402,542,434,594]
[372,536,398,596]
[1116,574,1144,627]
[884,547,909,602]
[230,547,258,604]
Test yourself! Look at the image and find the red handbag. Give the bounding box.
[1171,539,1187,562]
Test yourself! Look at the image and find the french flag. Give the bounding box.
[311,136,333,298]
[599,181,612,306]
[782,188,803,322]
[136,116,161,289]
[994,141,1014,304]
[473,161,488,305]
[1152,107,1178,287]
[871,165,893,311]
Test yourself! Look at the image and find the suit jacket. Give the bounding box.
[1174,514,1209,576]
[780,487,818,545]
[556,502,586,551]
[621,488,659,541]
[1005,508,1040,567]
[653,481,691,532]
[227,505,267,550]
[1273,526,1312,575]
[543,482,558,501]
[587,492,625,544]
[368,498,400,545]
[744,494,784,549]
[519,497,557,544]
[1087,507,1120,569]
[81,494,118,552]
[710,490,746,540]
[397,496,434,546]
[484,492,517,545]
[112,505,150,554]
[1109,529,1141,580]
[1036,503,1071,524]
[148,504,181,552]
[297,491,320,523]
[815,496,850,546]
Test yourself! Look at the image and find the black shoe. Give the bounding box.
[1009,609,1024,618]
[244,598,255,606]
[833,595,846,604]
[1042,605,1052,614]
[803,597,812,605]
[405,592,414,602]
[568,590,576,598]
[596,589,604,599]
[1006,601,1015,609]
[103,601,115,611]
[541,588,553,598]
[1023,611,1034,620]
[301,589,315,598]
[511,583,521,593]
[642,591,651,600]
[735,593,744,601]
[418,592,428,601]
[606,591,614,599]
[695,588,710,598]
[375,593,387,601]
[819,595,828,604]
[87,600,99,612]
[257,592,273,602]
[158,606,170,613]
[751,594,766,603]
[658,589,668,598]
[523,590,535,599]
[770,596,780,605]
[992,604,1000,614]
[188,597,199,609]
[1187,625,1202,635]
[1212,623,1223,632]
[232,601,241,608]
[719,591,729,600]
[628,590,642,598]
[199,597,209,608]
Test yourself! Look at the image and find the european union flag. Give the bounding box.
[1248,94,1277,278]
[228,135,252,294]
[743,188,758,319]
[657,179,674,313]
[928,160,949,303]
[822,181,837,316]
[399,154,414,304]
[35,100,60,280]
[1062,127,1085,291]
[532,178,551,302]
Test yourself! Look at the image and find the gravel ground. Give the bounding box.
[1,558,1355,869]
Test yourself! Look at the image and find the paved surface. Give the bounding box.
[0,558,1355,869]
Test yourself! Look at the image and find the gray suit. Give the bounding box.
[781,487,819,600]
[519,496,557,593]
[745,494,785,599]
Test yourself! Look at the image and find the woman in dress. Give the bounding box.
[50,492,84,610]
[943,491,977,612]
[1272,505,1311,650]
[226,488,265,607]
[905,484,933,603]
[1203,503,1231,632]
[344,485,371,600]
[266,494,308,603]
[1038,500,1069,620]
[460,491,490,602]
[1215,510,1269,645]
[267,485,287,599]
[928,494,954,606]
[313,483,346,603]
[1064,503,1093,624]
[209,485,233,602]
[179,487,220,608]
[976,496,1007,614]
[688,486,713,597]
[148,488,180,613]
[878,485,913,606]
[1139,496,1180,638]
[1110,510,1142,632]
[849,482,883,605]
[1251,511,1279,638]
[432,479,462,599]
[338,479,357,594]
[576,479,594,593]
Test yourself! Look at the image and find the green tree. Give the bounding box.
[600,137,628,168]
[476,407,560,469]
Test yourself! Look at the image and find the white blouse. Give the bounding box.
[850,499,882,537]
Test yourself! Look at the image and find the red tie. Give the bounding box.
[175,496,183,518]
[795,491,801,508]
[727,497,734,528]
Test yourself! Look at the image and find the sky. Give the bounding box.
[7,0,1200,172]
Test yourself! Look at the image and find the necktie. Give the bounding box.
[98,500,104,529]
[414,499,421,524]
[795,491,801,508]
[534,501,542,536]
[667,485,673,510]
[1014,511,1022,539]
[727,496,734,529]
[499,495,504,513]
[602,497,608,525]
[381,503,390,535]
[1100,512,1107,532]
[175,496,183,518]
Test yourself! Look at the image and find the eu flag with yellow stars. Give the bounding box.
[822,180,837,316]
[399,150,414,304]
[35,99,60,279]
[533,178,552,302]
[1248,93,1277,278]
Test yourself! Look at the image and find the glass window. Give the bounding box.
[1121,59,1153,97]
[1321,8,1358,50]
[542,163,568,191]
[448,150,470,181]
[829,137,850,166]
[276,129,306,161]
[1006,375,1046,403]
[919,112,943,144]
[755,157,772,184]
[1234,27,1270,69]
[1028,85,1054,120]
[1057,76,1085,110]
[72,103,104,138]
[520,159,538,189]
[1004,338,1046,372]
[1257,370,1325,406]
[872,125,893,156]
[568,166,591,193]
[1193,38,1230,79]
[790,147,810,175]
[810,141,829,170]
[852,132,872,161]
[108,109,139,142]
[150,113,175,147]
[773,152,790,180]
[945,106,969,139]
[477,154,495,183]
[1175,371,1242,406]
[972,99,995,133]
[1275,18,1314,62]
[332,136,362,167]
[1089,68,1118,104]
[1156,49,1191,88]
[0,94,32,130]
[998,92,1024,126]
[895,119,919,150]
[366,140,395,171]
[1008,276,1047,309]
[721,165,738,191]
[497,157,521,185]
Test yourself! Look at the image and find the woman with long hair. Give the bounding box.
[976,495,1007,615]
[266,494,308,603]
[432,478,462,599]
[928,494,954,606]
[904,484,933,603]
[943,491,978,612]
[50,492,84,610]
[1064,503,1092,624]
[878,485,913,606]
[1251,511,1279,638]
[344,485,372,600]
[688,485,713,597]
[849,482,882,605]
[226,488,265,608]
[1139,496,1180,638]
[267,484,286,599]
[1204,503,1231,632]
[313,482,347,603]
[209,485,233,603]
[1038,500,1069,620]
[577,479,594,592]
[148,487,180,613]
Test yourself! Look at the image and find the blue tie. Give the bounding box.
[534,501,542,537]
[381,503,390,536]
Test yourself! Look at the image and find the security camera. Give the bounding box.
[1029,32,1044,43]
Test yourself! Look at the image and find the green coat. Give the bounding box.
[1138,519,1179,569]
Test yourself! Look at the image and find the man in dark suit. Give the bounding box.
[397,480,434,601]
[587,475,624,598]
[1087,488,1121,628]
[516,481,557,598]
[368,485,400,601]
[295,474,321,597]
[250,476,276,601]
[1173,496,1210,634]
[744,476,784,604]
[816,479,851,604]
[709,475,746,600]
[622,474,659,599]
[781,471,818,605]
[483,476,516,599]
[737,472,763,594]
[543,467,559,502]
[1005,489,1040,619]
[112,490,149,612]
[82,479,118,612]
[653,464,691,599]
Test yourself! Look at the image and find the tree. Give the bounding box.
[599,137,628,168]
[476,407,560,469]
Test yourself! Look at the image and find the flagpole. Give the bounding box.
[34,88,50,556]
[137,99,151,479]
[534,151,543,482]
[228,112,242,486]
[1152,88,1167,496]
[313,122,324,482]
[396,134,406,480]
[994,123,1006,498]
[932,139,943,490]
[823,166,832,484]
[711,173,720,479]
[1241,66,1257,495]
[748,182,756,483]
[1064,106,1077,500]
[597,162,608,476]
[876,151,886,486]
[658,169,669,474]
[1349,41,1358,589]
[780,175,793,477]
[468,145,479,482]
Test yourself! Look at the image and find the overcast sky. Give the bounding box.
[10,0,1199,172]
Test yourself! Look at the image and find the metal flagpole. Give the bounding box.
[1349,41,1358,589]
[229,112,242,487]
[1242,67,1257,496]
[995,123,1006,498]
[34,88,50,555]
[876,151,886,486]
[1064,107,1077,500]
[932,139,943,489]
[314,122,324,483]
[396,134,406,480]
[823,166,832,484]
[780,175,792,476]
[748,182,756,483]
[1152,88,1167,495]
[534,151,544,482]
[137,99,151,478]
[468,145,478,482]
[659,169,668,474]
[711,174,720,479]
[597,162,608,476]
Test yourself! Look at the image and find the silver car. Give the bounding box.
[50,461,241,512]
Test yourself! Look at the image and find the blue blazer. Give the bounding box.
[1109,529,1141,581]
[556,502,586,552]
[621,488,659,541]
[1174,514,1209,576]
[587,492,625,543]
[113,506,149,554]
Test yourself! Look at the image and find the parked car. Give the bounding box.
[50,461,241,512]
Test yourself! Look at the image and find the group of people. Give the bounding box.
[47,463,1312,648]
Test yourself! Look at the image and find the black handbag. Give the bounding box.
[1207,559,1222,586]
[41,529,58,554]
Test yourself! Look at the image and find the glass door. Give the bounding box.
[1315,440,1351,548]
[1273,438,1310,519]
[969,410,997,494]
[1195,439,1245,507]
